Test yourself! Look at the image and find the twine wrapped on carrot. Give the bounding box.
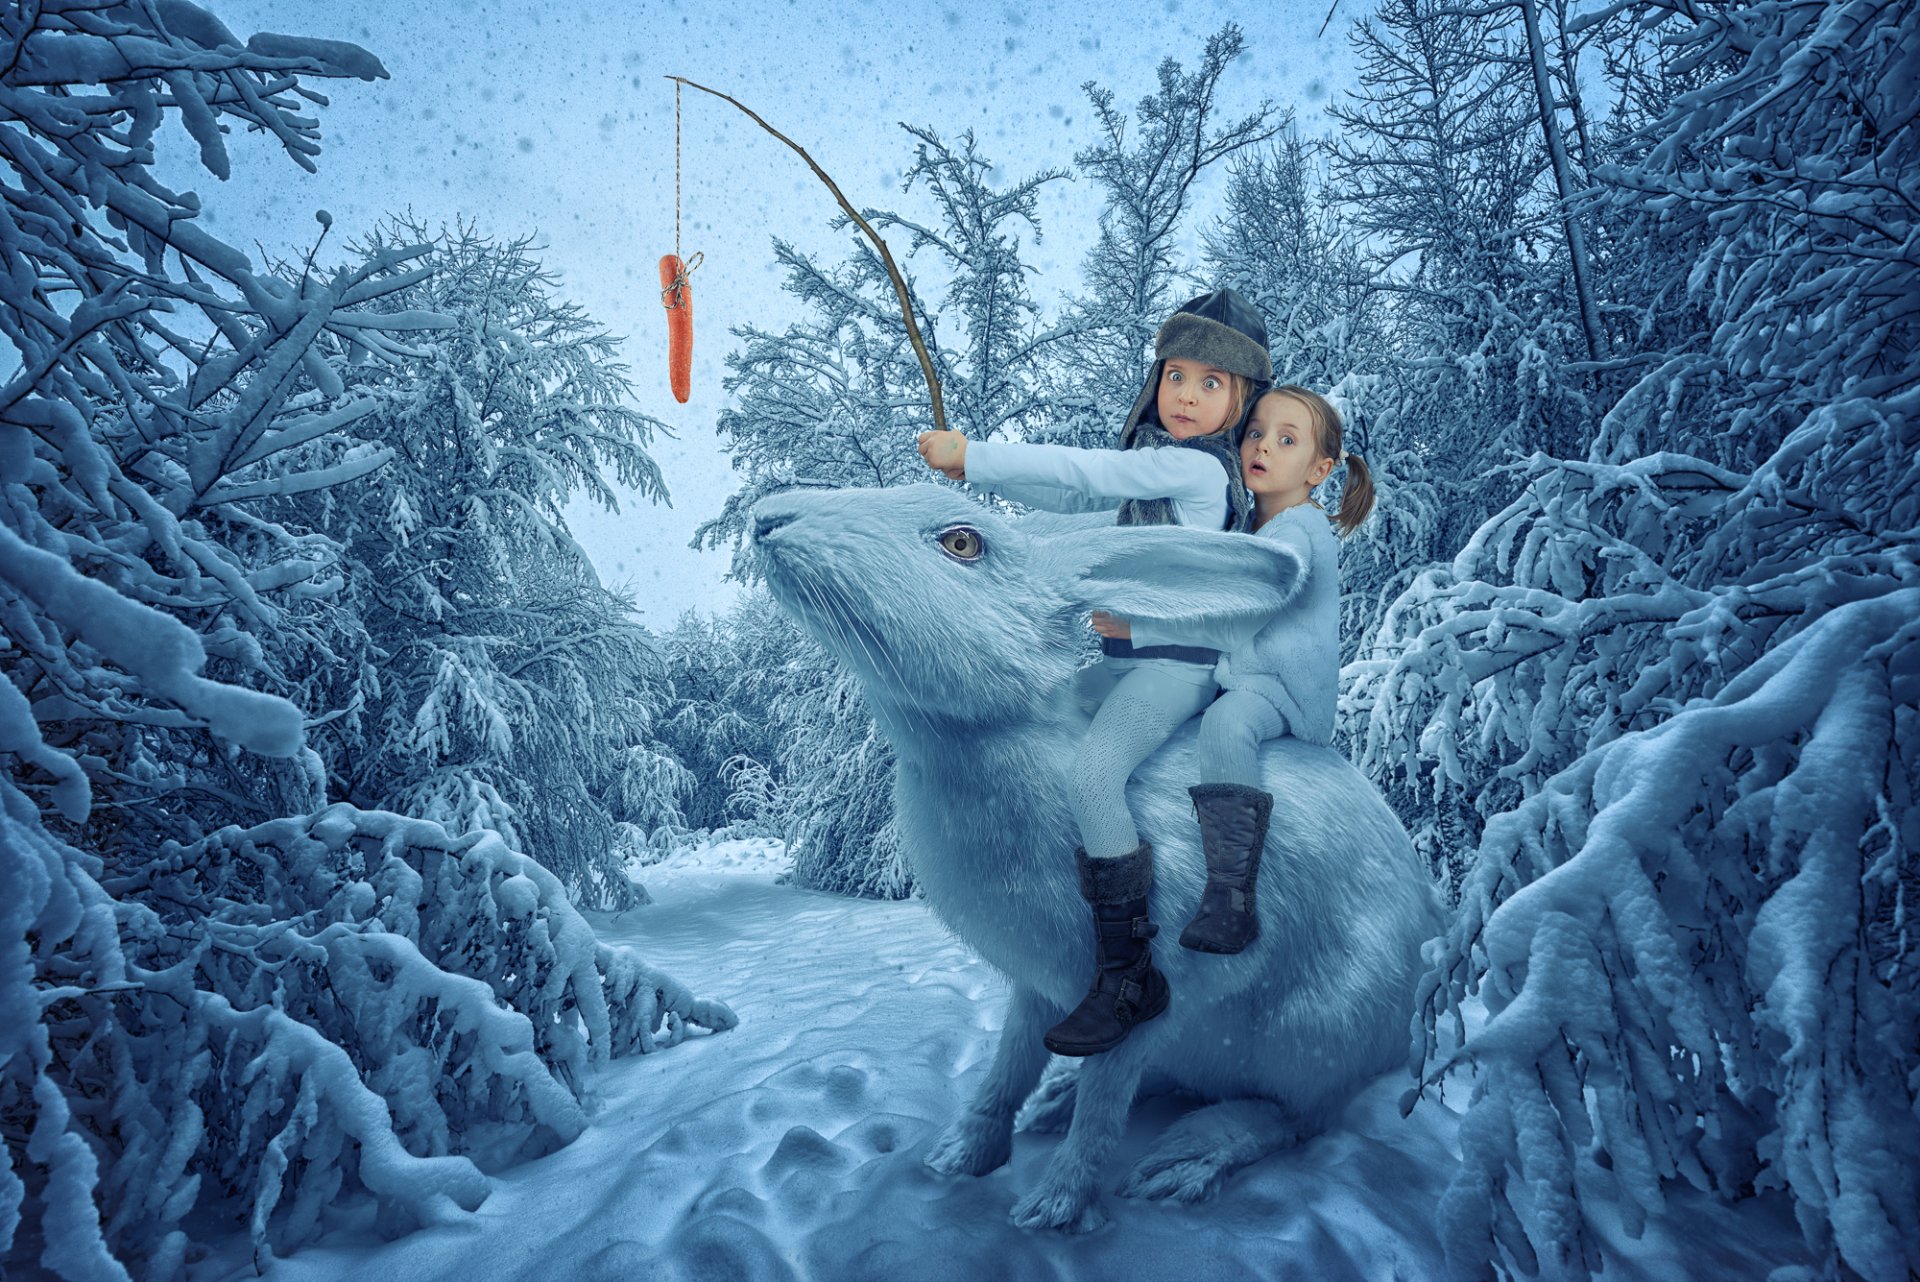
[658,251,699,404]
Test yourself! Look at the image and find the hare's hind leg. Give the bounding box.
[1117,1097,1304,1203]
[925,984,1059,1178]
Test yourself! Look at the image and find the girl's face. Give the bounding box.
[1156,358,1237,440]
[1241,393,1335,511]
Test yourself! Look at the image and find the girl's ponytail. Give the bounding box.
[1332,451,1375,538]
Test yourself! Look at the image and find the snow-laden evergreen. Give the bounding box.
[1348,0,1920,1274]
[650,607,781,837]
[1045,24,1284,447]
[273,219,673,909]
[1315,0,1623,721]
[654,593,911,899]
[730,623,911,900]
[0,6,728,1277]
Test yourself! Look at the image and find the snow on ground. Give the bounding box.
[191,839,1805,1282]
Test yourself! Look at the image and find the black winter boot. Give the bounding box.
[1043,843,1171,1057]
[1179,783,1274,954]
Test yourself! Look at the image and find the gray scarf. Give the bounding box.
[1115,423,1254,533]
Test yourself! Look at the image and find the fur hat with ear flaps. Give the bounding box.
[1116,287,1274,531]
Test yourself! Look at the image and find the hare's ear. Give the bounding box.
[1051,525,1306,629]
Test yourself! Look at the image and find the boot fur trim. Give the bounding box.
[1075,841,1155,903]
[1189,781,1274,808]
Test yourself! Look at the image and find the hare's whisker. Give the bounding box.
[816,573,929,741]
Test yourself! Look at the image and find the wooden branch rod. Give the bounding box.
[665,75,947,431]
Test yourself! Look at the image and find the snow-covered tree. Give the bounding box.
[695,124,1071,564]
[1361,0,1920,1273]
[872,127,1080,444]
[1325,0,1602,582]
[652,606,782,836]
[276,219,673,910]
[1202,129,1385,394]
[0,8,726,1278]
[653,591,913,899]
[725,597,912,900]
[1044,23,1283,448]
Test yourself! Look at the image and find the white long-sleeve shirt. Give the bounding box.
[965,439,1229,532]
[1128,501,1340,745]
[966,438,1263,659]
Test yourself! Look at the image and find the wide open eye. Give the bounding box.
[937,526,985,562]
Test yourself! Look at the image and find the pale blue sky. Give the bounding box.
[174,0,1362,623]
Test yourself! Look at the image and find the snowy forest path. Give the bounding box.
[193,841,1802,1282]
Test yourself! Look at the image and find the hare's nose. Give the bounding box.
[753,511,796,543]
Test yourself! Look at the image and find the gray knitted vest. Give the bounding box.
[1115,424,1254,533]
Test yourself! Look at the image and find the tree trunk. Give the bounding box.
[1518,0,1607,362]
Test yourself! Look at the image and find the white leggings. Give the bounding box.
[1195,690,1290,787]
[1069,659,1218,860]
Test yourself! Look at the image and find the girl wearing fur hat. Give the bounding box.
[917,288,1272,1057]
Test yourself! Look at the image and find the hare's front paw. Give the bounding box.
[1009,1177,1107,1233]
[923,1111,1012,1177]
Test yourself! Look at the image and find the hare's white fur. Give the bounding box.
[752,484,1442,1232]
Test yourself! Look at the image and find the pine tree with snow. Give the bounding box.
[274,218,674,910]
[1324,0,1605,593]
[1361,0,1920,1274]
[1043,23,1284,449]
[0,8,729,1277]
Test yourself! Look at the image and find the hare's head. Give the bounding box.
[751,484,1308,732]
[751,485,1081,726]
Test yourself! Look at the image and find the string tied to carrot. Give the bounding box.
[664,74,947,431]
[659,80,704,404]
[659,250,703,310]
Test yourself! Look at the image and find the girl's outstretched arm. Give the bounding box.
[967,440,1226,527]
[920,431,1109,513]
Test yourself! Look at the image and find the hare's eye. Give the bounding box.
[937,526,985,562]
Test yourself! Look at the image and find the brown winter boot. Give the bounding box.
[1043,842,1171,1057]
[1179,783,1273,954]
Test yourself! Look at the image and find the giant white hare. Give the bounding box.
[751,483,1443,1232]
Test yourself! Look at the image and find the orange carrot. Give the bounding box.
[659,254,692,404]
